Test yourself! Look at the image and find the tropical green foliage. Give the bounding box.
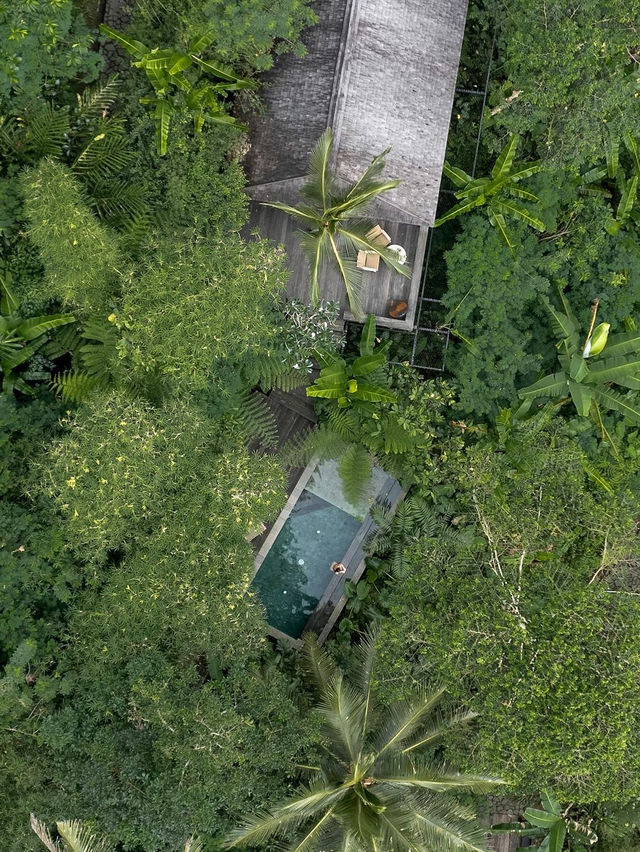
[435,135,544,249]
[267,128,410,318]
[306,315,396,407]
[0,273,74,395]
[227,631,501,851]
[517,293,640,436]
[492,790,598,852]
[0,0,101,110]
[376,418,640,802]
[21,160,122,313]
[488,0,640,166]
[118,233,288,393]
[100,25,255,154]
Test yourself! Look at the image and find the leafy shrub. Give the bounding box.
[133,0,317,72]
[377,420,640,802]
[488,0,640,166]
[41,392,286,562]
[21,160,122,313]
[118,233,288,393]
[0,0,101,111]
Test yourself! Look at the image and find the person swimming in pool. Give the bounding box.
[330,561,346,575]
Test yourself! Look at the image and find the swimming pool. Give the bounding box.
[251,458,400,643]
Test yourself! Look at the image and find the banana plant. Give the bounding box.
[0,273,74,395]
[492,789,597,851]
[580,131,640,235]
[516,292,640,444]
[434,135,544,250]
[100,25,256,155]
[306,314,396,408]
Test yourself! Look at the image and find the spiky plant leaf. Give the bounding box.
[337,443,372,504]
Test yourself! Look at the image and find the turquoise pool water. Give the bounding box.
[251,489,361,638]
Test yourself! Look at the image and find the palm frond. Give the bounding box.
[338,443,372,504]
[76,76,121,120]
[303,632,338,692]
[298,229,331,305]
[327,405,360,440]
[403,790,491,852]
[371,687,446,759]
[327,233,363,320]
[56,821,112,852]
[375,755,501,794]
[301,128,335,209]
[318,673,366,763]
[349,626,380,740]
[226,781,350,848]
[30,815,62,852]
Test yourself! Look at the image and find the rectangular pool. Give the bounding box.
[251,458,397,642]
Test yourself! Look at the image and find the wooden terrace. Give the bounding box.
[247,201,427,330]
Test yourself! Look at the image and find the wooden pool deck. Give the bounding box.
[246,200,427,331]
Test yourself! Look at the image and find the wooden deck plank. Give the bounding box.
[245,201,426,329]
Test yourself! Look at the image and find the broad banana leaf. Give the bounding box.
[352,352,386,377]
[99,24,148,60]
[605,133,620,179]
[613,374,640,390]
[487,210,513,249]
[600,330,640,358]
[623,131,640,175]
[568,380,593,417]
[491,199,545,231]
[351,381,396,403]
[443,162,473,187]
[306,385,348,399]
[17,313,74,341]
[153,99,173,156]
[523,808,562,829]
[191,55,245,83]
[0,273,18,314]
[189,29,216,53]
[544,299,579,349]
[585,354,640,383]
[518,371,569,401]
[616,175,638,221]
[569,353,588,381]
[594,386,640,424]
[434,195,484,227]
[541,821,567,852]
[360,315,376,356]
[508,186,540,202]
[1,338,43,371]
[491,134,519,180]
[540,790,562,816]
[168,53,193,75]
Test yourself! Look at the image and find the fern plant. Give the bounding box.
[1,77,147,232]
[50,318,120,403]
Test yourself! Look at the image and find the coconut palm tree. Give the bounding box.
[30,815,202,852]
[226,631,502,852]
[265,128,411,320]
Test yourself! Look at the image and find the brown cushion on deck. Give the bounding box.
[388,299,408,319]
[357,250,380,272]
[366,225,392,247]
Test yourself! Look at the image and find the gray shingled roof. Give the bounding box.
[245,0,468,227]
